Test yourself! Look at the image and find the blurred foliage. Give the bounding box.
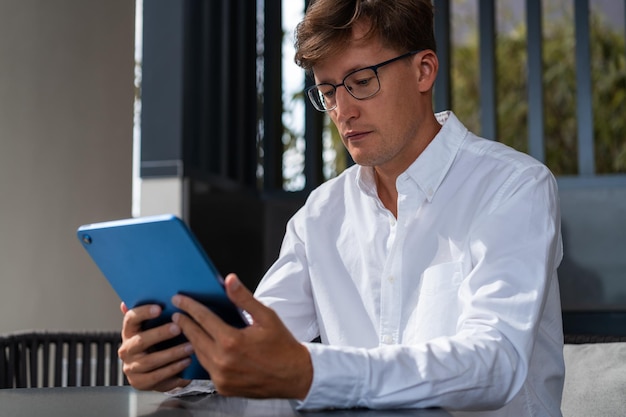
[324,114,348,178]
[589,12,626,173]
[452,2,626,176]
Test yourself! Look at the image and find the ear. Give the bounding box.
[413,50,438,93]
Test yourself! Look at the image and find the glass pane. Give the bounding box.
[450,0,480,134]
[282,0,306,191]
[495,0,528,154]
[590,0,626,174]
[542,0,578,176]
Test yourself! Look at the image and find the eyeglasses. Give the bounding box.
[306,50,422,112]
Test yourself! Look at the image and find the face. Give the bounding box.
[312,24,437,175]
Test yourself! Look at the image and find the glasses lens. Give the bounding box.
[308,84,335,111]
[306,68,381,112]
[344,68,380,99]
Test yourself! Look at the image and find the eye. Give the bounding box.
[345,69,377,91]
[317,85,335,99]
[353,76,373,86]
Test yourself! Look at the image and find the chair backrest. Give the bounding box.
[0,331,127,388]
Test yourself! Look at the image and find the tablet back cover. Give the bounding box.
[77,214,247,380]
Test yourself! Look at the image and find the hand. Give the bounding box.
[118,302,194,392]
[171,273,313,400]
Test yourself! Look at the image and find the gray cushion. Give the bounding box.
[562,342,626,417]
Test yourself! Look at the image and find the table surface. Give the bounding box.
[0,386,454,417]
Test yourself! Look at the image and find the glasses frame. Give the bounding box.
[306,50,423,112]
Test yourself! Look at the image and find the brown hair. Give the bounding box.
[294,0,436,71]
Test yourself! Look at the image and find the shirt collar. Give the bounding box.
[356,111,468,202]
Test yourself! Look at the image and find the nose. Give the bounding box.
[332,86,359,121]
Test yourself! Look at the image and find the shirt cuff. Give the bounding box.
[295,342,369,410]
[165,379,217,397]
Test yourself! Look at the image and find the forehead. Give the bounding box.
[311,33,390,83]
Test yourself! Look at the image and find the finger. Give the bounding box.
[123,322,186,358]
[120,302,129,315]
[172,294,232,336]
[120,340,194,374]
[125,356,192,392]
[121,304,162,339]
[171,312,219,377]
[224,274,274,325]
[171,310,219,348]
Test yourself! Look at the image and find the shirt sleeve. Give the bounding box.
[294,165,563,411]
[254,211,320,344]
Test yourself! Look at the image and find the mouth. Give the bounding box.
[344,130,371,142]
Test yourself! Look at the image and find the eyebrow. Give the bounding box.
[314,61,373,84]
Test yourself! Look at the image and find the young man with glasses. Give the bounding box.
[119,0,565,415]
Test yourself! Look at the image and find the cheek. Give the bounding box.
[380,77,420,116]
[375,99,416,133]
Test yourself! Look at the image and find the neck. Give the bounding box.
[374,168,398,218]
[373,113,443,217]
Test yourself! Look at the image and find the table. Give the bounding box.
[0,386,453,417]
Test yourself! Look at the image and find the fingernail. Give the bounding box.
[183,343,194,354]
[150,305,161,316]
[171,312,180,324]
[169,323,181,335]
[230,276,240,291]
[171,295,181,307]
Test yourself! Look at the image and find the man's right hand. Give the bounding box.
[118,302,194,391]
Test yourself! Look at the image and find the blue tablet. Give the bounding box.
[77,214,248,380]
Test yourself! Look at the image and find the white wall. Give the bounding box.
[0,0,135,333]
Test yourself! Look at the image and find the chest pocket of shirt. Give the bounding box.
[405,261,464,343]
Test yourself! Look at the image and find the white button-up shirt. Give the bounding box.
[254,111,565,416]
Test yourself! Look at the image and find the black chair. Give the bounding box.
[0,331,128,388]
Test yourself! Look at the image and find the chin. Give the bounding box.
[347,150,372,167]
[351,154,380,167]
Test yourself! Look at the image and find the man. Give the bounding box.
[119,0,565,415]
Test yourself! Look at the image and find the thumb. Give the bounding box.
[224,273,270,324]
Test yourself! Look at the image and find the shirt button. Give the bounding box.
[427,188,434,197]
[382,335,393,344]
[387,275,395,283]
